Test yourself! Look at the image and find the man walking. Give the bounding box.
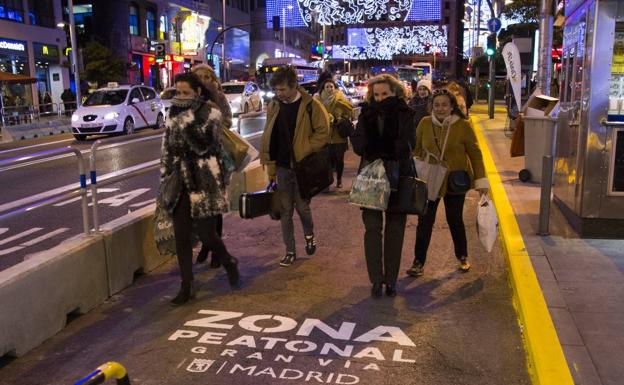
[260,66,330,267]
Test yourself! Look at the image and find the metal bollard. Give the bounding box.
[71,147,90,235]
[90,140,102,233]
[538,155,554,236]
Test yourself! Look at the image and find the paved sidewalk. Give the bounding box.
[474,104,624,385]
[0,143,529,384]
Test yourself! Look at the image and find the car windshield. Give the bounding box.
[223,84,245,94]
[160,89,175,100]
[84,90,128,106]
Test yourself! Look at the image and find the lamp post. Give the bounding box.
[282,5,293,58]
[64,0,81,107]
[221,0,226,82]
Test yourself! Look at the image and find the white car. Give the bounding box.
[71,83,165,141]
[221,81,263,116]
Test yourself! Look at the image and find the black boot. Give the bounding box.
[196,244,209,264]
[210,256,221,269]
[171,281,196,306]
[385,283,397,297]
[371,283,383,298]
[223,256,240,289]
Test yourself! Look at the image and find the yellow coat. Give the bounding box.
[314,90,353,144]
[260,87,331,177]
[414,115,488,198]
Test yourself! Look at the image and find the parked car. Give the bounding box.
[159,87,175,114]
[221,81,263,115]
[71,83,165,141]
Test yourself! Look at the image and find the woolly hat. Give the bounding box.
[416,79,432,92]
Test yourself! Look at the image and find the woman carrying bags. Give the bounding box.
[159,72,240,305]
[351,74,416,298]
[314,76,353,188]
[407,89,488,277]
[191,64,233,269]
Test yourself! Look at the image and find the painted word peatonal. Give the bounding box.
[169,309,417,363]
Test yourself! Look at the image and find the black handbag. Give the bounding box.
[386,176,428,215]
[239,183,277,219]
[159,171,181,212]
[447,170,471,195]
[294,146,334,199]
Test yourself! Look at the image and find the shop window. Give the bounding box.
[27,0,54,27]
[146,9,156,39]
[159,15,168,40]
[129,4,139,36]
[0,0,24,23]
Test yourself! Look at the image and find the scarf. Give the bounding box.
[169,96,204,118]
[431,113,460,128]
[319,89,336,107]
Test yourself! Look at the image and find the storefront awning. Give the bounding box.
[0,71,36,84]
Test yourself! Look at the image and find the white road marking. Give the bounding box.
[0,138,73,155]
[0,246,24,256]
[21,228,69,246]
[0,228,7,236]
[0,227,43,246]
[242,132,263,139]
[53,188,120,206]
[98,188,150,207]
[0,159,160,215]
[129,198,155,208]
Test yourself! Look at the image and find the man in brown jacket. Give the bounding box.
[260,66,330,267]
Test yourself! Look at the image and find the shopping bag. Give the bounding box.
[294,145,334,199]
[153,204,176,256]
[415,151,448,201]
[222,127,251,170]
[477,195,499,252]
[348,159,391,210]
[386,176,428,215]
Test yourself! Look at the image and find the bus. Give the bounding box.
[256,57,320,92]
[396,62,433,84]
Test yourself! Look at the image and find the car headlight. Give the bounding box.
[71,114,79,122]
[104,112,119,120]
[232,96,242,104]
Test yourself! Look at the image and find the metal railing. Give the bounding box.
[0,133,163,235]
[74,362,131,385]
[1,102,77,127]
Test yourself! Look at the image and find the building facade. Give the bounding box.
[0,0,69,108]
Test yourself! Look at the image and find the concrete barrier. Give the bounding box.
[1,119,71,143]
[0,234,109,357]
[100,204,170,296]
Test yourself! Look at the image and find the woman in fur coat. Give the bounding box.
[159,72,240,305]
[351,74,416,298]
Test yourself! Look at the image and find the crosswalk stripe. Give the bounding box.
[21,228,69,246]
[0,228,7,236]
[0,246,24,256]
[0,227,43,246]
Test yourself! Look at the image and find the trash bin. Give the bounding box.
[520,116,557,183]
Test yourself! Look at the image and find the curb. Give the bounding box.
[472,117,574,385]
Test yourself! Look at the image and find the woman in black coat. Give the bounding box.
[408,79,432,127]
[351,74,416,298]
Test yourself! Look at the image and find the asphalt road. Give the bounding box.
[0,114,266,271]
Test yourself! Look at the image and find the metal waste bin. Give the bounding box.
[520,116,557,183]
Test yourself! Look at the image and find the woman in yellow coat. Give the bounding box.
[407,89,489,277]
[314,78,353,188]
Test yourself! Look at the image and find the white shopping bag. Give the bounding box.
[415,151,448,201]
[349,159,391,211]
[477,194,499,252]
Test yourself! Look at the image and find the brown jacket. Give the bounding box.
[313,90,353,144]
[260,87,331,177]
[414,115,488,198]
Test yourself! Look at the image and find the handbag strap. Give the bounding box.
[431,119,452,161]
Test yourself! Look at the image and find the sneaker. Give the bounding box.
[459,256,471,272]
[305,235,317,256]
[280,252,296,267]
[406,262,424,277]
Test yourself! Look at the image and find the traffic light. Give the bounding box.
[486,33,496,56]
[272,16,280,32]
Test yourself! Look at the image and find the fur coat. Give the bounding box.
[160,101,229,218]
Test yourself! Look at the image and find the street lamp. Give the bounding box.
[282,5,293,58]
[64,0,81,107]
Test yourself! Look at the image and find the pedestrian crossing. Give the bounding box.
[0,227,69,257]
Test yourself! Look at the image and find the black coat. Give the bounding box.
[408,95,430,128]
[352,97,416,178]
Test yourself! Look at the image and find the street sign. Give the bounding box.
[154,43,166,63]
[487,18,502,33]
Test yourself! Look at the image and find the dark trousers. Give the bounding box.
[362,209,407,285]
[277,166,314,254]
[172,193,230,284]
[198,214,223,257]
[329,143,347,181]
[414,193,468,266]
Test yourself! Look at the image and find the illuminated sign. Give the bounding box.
[266,0,440,28]
[180,12,210,55]
[334,26,448,60]
[0,39,25,52]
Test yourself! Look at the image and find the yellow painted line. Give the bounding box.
[472,117,574,385]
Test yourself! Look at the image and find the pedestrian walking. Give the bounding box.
[351,74,416,298]
[61,88,75,117]
[260,66,330,267]
[407,89,488,277]
[159,72,240,305]
[191,64,233,269]
[314,76,353,189]
[408,79,432,127]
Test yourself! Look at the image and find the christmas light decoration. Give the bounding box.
[333,25,448,60]
[266,0,440,28]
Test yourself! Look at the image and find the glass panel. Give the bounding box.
[129,5,139,36]
[146,10,156,39]
[609,23,624,119]
[613,130,624,192]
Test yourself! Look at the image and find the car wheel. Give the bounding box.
[74,134,87,141]
[155,113,164,130]
[123,118,134,135]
